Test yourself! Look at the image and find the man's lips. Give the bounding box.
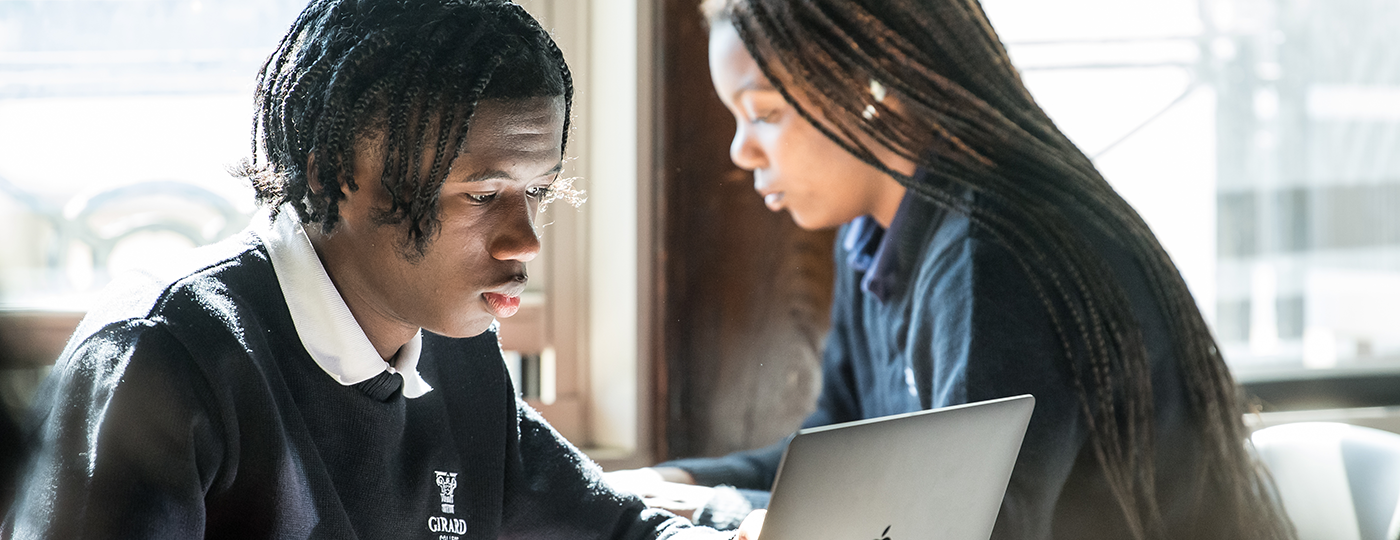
[483,274,527,318]
[483,292,521,318]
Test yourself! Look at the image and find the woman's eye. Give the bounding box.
[467,192,497,204]
[753,110,780,124]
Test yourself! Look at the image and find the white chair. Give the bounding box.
[1251,422,1400,540]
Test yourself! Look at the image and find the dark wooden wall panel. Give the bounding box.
[652,0,836,461]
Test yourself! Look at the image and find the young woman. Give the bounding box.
[626,1,1295,539]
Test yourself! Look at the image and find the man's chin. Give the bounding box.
[426,314,497,339]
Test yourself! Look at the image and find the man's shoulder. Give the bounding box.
[64,232,273,356]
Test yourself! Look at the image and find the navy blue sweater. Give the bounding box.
[4,232,719,540]
[665,191,1221,539]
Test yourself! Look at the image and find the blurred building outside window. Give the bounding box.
[982,0,1400,381]
[0,0,290,310]
[0,0,304,419]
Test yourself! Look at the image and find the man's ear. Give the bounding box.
[306,151,359,199]
[306,152,324,195]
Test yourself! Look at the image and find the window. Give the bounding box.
[0,1,288,311]
[0,0,296,413]
[0,0,652,463]
[982,0,1400,387]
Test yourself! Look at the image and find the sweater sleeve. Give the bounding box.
[5,320,224,539]
[660,241,864,491]
[500,399,732,540]
[915,232,1088,540]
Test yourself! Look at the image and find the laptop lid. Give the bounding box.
[759,394,1035,540]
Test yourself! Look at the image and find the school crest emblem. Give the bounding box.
[435,471,458,513]
[430,471,465,539]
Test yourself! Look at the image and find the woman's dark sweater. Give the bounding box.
[665,189,1220,539]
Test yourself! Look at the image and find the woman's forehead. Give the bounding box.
[709,24,758,81]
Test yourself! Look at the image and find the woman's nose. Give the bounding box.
[728,125,766,171]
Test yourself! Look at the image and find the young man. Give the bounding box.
[3,1,750,538]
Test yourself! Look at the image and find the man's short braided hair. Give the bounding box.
[237,0,572,256]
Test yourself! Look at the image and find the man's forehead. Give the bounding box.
[470,96,566,137]
[448,96,565,180]
[348,95,565,181]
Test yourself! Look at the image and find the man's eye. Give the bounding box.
[467,192,497,203]
[527,185,554,199]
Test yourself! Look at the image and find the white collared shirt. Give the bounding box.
[252,205,433,398]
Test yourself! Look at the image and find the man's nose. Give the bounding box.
[490,196,541,262]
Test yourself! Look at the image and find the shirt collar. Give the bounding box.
[252,205,433,399]
[842,190,923,303]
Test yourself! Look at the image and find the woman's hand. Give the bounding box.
[734,510,766,540]
[605,467,697,487]
[604,468,712,521]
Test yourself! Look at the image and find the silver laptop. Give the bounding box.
[760,394,1035,540]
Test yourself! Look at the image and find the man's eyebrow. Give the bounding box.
[458,161,564,183]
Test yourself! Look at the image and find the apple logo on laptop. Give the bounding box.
[874,525,891,540]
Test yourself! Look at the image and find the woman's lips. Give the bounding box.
[482,292,521,318]
[763,192,785,211]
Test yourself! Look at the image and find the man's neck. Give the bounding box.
[306,228,417,363]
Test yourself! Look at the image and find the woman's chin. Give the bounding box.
[789,211,847,231]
